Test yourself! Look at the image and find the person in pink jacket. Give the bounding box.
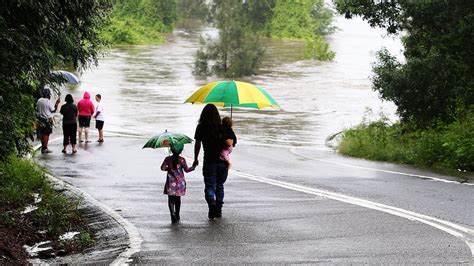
[77,91,95,143]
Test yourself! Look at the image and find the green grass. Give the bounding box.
[338,112,474,172]
[0,156,94,252]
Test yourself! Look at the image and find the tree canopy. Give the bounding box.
[101,0,177,44]
[0,0,111,160]
[334,0,474,127]
[194,0,336,78]
[194,0,265,77]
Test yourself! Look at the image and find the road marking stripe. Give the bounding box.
[230,169,474,260]
[289,147,474,186]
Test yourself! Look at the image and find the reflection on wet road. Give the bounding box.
[35,16,474,263]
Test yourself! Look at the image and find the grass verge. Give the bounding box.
[338,112,474,174]
[0,156,94,264]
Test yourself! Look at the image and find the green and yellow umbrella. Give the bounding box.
[184,80,279,117]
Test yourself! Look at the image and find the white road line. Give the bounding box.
[34,138,142,265]
[230,169,474,260]
[289,147,474,186]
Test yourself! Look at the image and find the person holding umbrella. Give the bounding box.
[143,130,195,224]
[194,104,229,219]
[160,142,196,224]
[36,88,60,154]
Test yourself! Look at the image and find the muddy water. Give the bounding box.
[70,16,402,150]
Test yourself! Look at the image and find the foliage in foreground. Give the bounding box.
[0,157,94,256]
[334,0,474,127]
[338,110,474,172]
[0,0,111,161]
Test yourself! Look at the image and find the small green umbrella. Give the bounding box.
[143,130,193,153]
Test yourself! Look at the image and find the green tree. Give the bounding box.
[271,0,335,60]
[177,0,209,21]
[0,0,112,160]
[102,0,177,44]
[334,0,474,127]
[194,0,265,77]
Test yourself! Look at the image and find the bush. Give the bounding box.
[338,110,474,171]
[0,157,93,251]
[0,156,48,207]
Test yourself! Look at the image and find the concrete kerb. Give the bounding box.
[32,139,142,265]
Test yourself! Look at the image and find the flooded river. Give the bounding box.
[70,16,402,150]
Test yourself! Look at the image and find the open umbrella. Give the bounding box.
[142,130,193,152]
[51,70,80,85]
[184,80,279,117]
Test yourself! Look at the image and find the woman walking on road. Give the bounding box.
[194,104,228,220]
[60,94,78,154]
[77,91,94,143]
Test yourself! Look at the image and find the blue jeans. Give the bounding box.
[203,161,228,208]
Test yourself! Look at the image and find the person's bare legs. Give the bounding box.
[85,127,90,142]
[72,144,77,153]
[41,135,48,151]
[62,145,67,153]
[99,129,104,141]
[78,127,83,143]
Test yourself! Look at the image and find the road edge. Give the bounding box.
[32,140,142,265]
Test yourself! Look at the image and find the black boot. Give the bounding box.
[171,213,178,224]
[215,206,222,218]
[175,197,181,221]
[168,196,178,224]
[208,202,216,220]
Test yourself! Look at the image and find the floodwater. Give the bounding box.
[69,16,403,149]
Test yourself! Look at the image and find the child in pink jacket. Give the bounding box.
[77,91,95,143]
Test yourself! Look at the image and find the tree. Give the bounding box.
[334,0,474,127]
[271,0,335,60]
[102,0,177,44]
[0,0,112,160]
[193,0,265,77]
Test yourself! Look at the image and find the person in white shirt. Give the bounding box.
[36,88,59,153]
[94,94,105,142]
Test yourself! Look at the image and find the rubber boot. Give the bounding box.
[208,202,216,220]
[175,197,181,221]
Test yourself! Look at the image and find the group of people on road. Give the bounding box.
[36,89,105,154]
[38,91,233,224]
[160,104,237,223]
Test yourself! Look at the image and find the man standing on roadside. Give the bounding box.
[36,88,59,154]
[94,94,105,143]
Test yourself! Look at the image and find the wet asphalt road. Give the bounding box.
[35,137,473,264]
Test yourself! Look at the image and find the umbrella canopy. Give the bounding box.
[142,130,193,153]
[184,80,279,110]
[51,70,80,85]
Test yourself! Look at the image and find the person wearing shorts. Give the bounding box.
[94,94,105,142]
[77,91,95,143]
[36,88,59,153]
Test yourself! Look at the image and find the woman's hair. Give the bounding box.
[222,117,232,128]
[65,94,74,104]
[198,104,221,138]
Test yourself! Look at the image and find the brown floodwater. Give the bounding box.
[67,16,403,150]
